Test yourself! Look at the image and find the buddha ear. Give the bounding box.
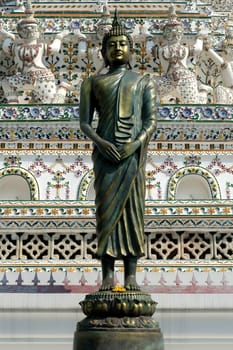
[128,47,133,69]
[100,48,105,60]
[101,48,109,67]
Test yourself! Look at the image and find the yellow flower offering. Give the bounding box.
[112,284,126,292]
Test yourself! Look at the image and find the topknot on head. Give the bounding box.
[17,0,39,32]
[164,4,183,29]
[101,8,134,55]
[109,8,127,37]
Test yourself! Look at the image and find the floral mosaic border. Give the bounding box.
[1,105,233,153]
[158,105,233,121]
[0,167,39,200]
[0,200,232,218]
[0,105,80,121]
[1,105,233,122]
[2,123,233,143]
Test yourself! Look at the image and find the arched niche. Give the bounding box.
[0,167,39,200]
[175,174,212,200]
[77,169,95,200]
[167,166,221,201]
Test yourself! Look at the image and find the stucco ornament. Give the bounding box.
[152,4,212,104]
[0,1,71,104]
[205,24,233,104]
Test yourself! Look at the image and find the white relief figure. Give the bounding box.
[205,26,233,104]
[152,4,212,104]
[95,3,112,41]
[0,2,70,104]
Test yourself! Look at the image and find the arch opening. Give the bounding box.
[175,174,212,200]
[0,175,31,200]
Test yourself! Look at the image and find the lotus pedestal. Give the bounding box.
[73,290,164,350]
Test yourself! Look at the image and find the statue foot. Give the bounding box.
[99,277,114,291]
[124,276,141,291]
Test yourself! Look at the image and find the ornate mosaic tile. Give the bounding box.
[0,200,232,218]
[1,104,233,122]
[0,3,233,293]
[0,8,228,104]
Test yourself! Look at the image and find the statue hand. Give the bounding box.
[97,139,121,163]
[72,28,87,41]
[202,36,212,51]
[55,29,70,40]
[0,27,15,40]
[118,140,140,160]
[196,29,209,40]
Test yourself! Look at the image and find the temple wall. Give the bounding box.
[0,1,233,349]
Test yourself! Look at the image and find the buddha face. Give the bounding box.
[105,35,131,66]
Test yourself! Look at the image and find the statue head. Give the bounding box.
[17,0,40,40]
[95,4,112,40]
[163,4,184,43]
[222,26,233,56]
[101,9,133,68]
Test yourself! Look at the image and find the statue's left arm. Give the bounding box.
[191,30,210,56]
[192,37,203,55]
[136,77,157,145]
[0,27,16,55]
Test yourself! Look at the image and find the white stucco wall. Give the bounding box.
[0,294,232,350]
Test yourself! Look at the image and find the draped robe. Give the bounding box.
[80,68,156,259]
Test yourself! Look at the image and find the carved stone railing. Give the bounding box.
[0,200,233,264]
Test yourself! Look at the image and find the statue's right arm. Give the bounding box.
[206,48,224,66]
[2,38,14,54]
[0,28,15,41]
[80,78,121,163]
[0,28,15,54]
[80,77,101,143]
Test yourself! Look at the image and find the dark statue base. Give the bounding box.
[73,321,164,350]
[73,290,164,350]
